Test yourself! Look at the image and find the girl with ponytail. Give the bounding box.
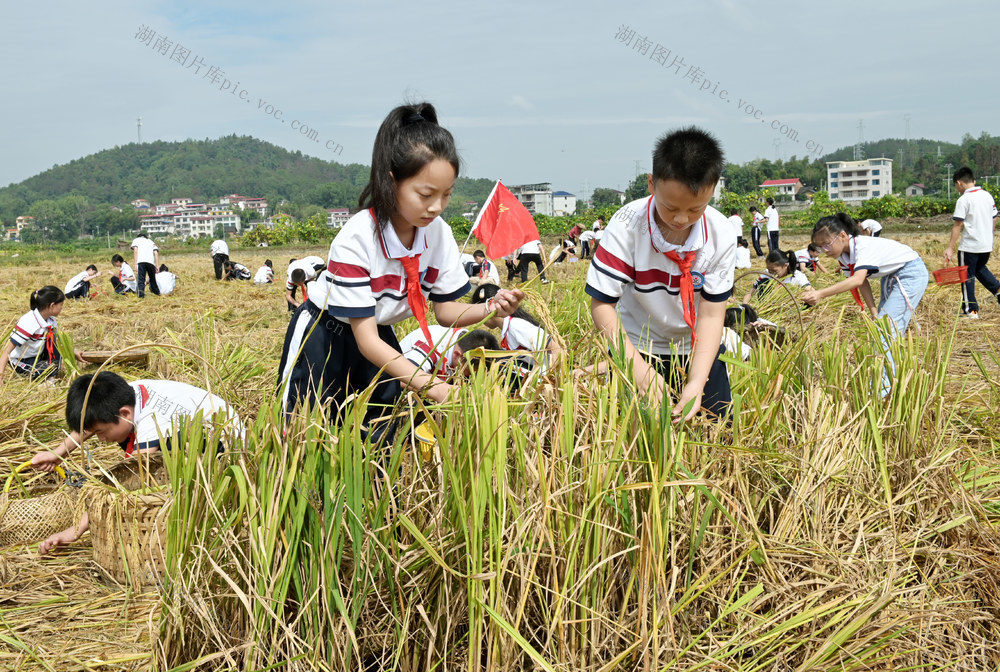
[277,102,524,437]
[0,286,84,383]
[742,248,812,304]
[802,212,928,396]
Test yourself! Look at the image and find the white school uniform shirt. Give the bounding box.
[727,214,744,238]
[579,230,595,243]
[253,265,274,284]
[8,309,56,362]
[131,237,158,265]
[231,263,250,279]
[285,257,325,290]
[399,324,467,381]
[65,270,92,294]
[594,229,604,242]
[585,196,736,356]
[210,240,229,257]
[751,211,765,230]
[308,209,470,324]
[123,380,241,453]
[116,262,137,291]
[734,246,752,269]
[517,240,542,256]
[794,248,819,266]
[155,271,177,294]
[953,186,998,253]
[477,259,500,284]
[764,205,779,233]
[721,327,751,361]
[750,269,810,293]
[500,316,551,373]
[860,219,883,235]
[837,236,919,280]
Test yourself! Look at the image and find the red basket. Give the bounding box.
[932,266,968,285]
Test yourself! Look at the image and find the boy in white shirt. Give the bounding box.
[65,265,99,300]
[734,237,752,269]
[254,260,275,284]
[109,254,137,294]
[586,127,735,420]
[398,325,499,382]
[727,209,744,239]
[764,197,780,252]
[860,219,883,237]
[748,206,765,257]
[210,239,230,280]
[155,264,177,295]
[131,233,160,298]
[944,167,1000,317]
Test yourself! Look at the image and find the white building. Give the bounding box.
[827,158,893,202]
[170,197,193,206]
[508,183,553,216]
[131,198,150,209]
[552,191,577,216]
[139,214,176,235]
[327,208,351,228]
[760,178,803,197]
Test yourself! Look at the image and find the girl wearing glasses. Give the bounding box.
[801,213,927,396]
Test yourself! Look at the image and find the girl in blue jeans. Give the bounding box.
[802,213,927,397]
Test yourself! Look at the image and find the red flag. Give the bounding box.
[471,181,540,259]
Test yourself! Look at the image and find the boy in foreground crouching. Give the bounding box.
[30,371,241,555]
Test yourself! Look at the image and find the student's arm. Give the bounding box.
[675,299,726,421]
[801,269,869,306]
[0,340,14,385]
[858,278,878,318]
[285,287,300,307]
[814,259,829,274]
[31,430,90,471]
[350,316,453,402]
[944,219,964,265]
[433,288,524,328]
[591,297,664,405]
[154,249,160,267]
[133,247,139,270]
[741,290,753,305]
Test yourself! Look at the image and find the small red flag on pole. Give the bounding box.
[470,181,540,260]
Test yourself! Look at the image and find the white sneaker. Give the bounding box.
[540,279,550,284]
[961,310,980,319]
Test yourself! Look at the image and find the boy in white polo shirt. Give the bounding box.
[64,265,99,300]
[284,255,326,310]
[131,233,160,298]
[764,197,780,251]
[944,167,1000,318]
[586,127,735,420]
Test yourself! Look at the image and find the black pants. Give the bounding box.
[643,344,731,418]
[751,228,764,257]
[110,277,133,294]
[957,250,1000,314]
[767,231,779,252]
[505,260,519,282]
[213,253,229,280]
[65,281,90,300]
[872,231,881,237]
[276,301,403,443]
[136,262,160,298]
[581,241,591,259]
[517,253,546,282]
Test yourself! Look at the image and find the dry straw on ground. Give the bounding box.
[0,232,998,671]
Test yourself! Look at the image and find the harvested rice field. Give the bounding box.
[0,228,999,671]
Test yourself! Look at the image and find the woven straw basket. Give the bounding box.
[0,463,78,547]
[85,454,170,588]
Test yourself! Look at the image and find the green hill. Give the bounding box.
[0,136,497,240]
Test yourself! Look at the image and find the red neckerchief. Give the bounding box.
[44,326,55,362]
[647,197,705,349]
[840,237,866,311]
[371,208,433,343]
[124,430,137,457]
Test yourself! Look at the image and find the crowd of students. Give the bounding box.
[5,101,999,556]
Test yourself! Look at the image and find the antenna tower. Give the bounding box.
[137,116,142,144]
[853,120,865,161]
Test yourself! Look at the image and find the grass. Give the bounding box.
[0,232,998,671]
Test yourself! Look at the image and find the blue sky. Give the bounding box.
[2,1,996,197]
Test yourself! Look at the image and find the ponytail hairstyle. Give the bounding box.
[358,102,461,228]
[764,249,797,278]
[159,264,169,272]
[471,283,539,326]
[813,212,862,242]
[111,254,124,264]
[724,303,759,331]
[765,197,775,206]
[30,285,65,312]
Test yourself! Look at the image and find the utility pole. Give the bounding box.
[853,120,865,161]
[137,116,142,144]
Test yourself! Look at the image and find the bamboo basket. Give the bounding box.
[0,463,78,547]
[84,453,170,588]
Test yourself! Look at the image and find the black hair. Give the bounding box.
[223,260,234,270]
[159,264,168,272]
[473,250,485,259]
[736,236,749,248]
[651,126,724,194]
[265,259,273,268]
[749,206,758,213]
[65,372,136,432]
[137,232,147,238]
[290,268,306,284]
[807,243,821,254]
[30,286,65,311]
[358,101,460,228]
[813,212,862,240]
[765,249,797,277]
[471,284,540,326]
[954,166,975,184]
[111,254,124,264]
[725,303,759,331]
[729,209,739,216]
[766,197,774,206]
[598,215,606,222]
[86,264,98,272]
[289,258,298,266]
[456,329,499,354]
